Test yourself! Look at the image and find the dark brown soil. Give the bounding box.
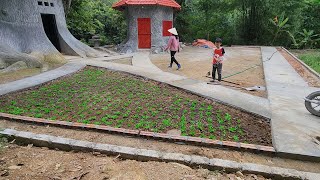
[278,48,320,87]
[0,66,272,146]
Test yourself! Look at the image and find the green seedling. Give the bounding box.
[228,126,237,133]
[197,121,204,131]
[225,113,232,121]
[114,111,121,116]
[82,120,90,124]
[233,135,239,142]
[96,111,102,115]
[189,125,196,136]
[143,121,151,130]
[123,113,130,118]
[11,101,17,105]
[206,111,212,116]
[135,120,145,129]
[219,125,225,131]
[9,107,24,115]
[162,119,172,127]
[209,126,215,133]
[88,116,97,121]
[111,115,119,119]
[35,113,43,118]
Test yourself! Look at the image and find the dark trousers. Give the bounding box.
[212,63,223,81]
[170,51,180,66]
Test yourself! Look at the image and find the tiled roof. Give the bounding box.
[112,0,181,11]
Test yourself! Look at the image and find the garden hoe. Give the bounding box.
[205,72,265,91]
[205,72,241,85]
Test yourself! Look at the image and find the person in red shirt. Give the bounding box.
[211,38,225,82]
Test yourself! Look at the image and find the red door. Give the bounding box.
[138,18,151,49]
[163,21,173,36]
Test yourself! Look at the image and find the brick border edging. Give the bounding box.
[0,112,274,154]
[281,47,320,79]
[2,113,320,162]
[2,129,319,180]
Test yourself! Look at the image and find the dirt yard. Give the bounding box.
[0,68,42,85]
[150,46,267,98]
[0,61,66,85]
[1,120,319,174]
[0,143,273,180]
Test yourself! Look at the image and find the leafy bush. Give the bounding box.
[290,29,320,49]
[65,0,320,48]
[67,0,126,45]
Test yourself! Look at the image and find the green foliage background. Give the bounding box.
[66,0,320,48]
[66,0,126,45]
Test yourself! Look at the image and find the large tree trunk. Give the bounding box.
[62,0,72,16]
[0,45,43,71]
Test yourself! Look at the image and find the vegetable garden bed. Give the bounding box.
[0,67,272,146]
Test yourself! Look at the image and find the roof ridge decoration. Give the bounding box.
[112,0,181,11]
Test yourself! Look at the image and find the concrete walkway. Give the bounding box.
[88,53,134,62]
[262,47,320,158]
[132,51,163,73]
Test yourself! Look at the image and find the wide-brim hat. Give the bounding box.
[168,28,178,35]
